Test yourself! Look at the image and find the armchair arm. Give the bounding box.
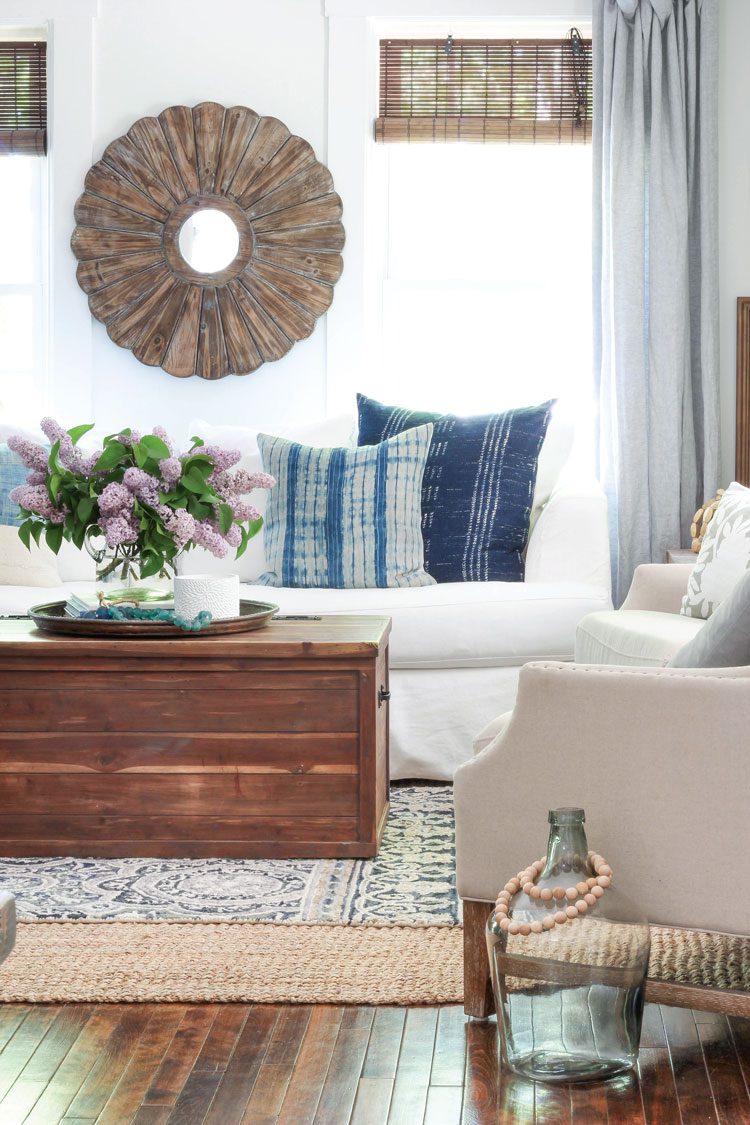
[525,476,611,599]
[454,660,750,934]
[620,564,693,614]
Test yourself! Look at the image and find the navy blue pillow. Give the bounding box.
[357,394,554,583]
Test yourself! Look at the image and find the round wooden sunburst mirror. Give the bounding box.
[71,102,345,379]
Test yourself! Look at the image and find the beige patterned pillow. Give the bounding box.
[681,482,750,619]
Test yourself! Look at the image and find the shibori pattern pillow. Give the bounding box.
[0,444,31,527]
[356,394,554,583]
[681,482,750,619]
[256,424,435,589]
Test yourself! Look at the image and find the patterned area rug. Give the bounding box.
[0,785,459,924]
[0,785,465,1004]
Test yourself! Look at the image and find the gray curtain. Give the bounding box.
[593,0,719,603]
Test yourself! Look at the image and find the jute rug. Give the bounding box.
[0,785,463,1003]
[0,785,747,1003]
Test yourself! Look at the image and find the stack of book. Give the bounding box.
[64,587,174,618]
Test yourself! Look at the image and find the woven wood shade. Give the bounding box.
[376,37,592,144]
[0,41,46,156]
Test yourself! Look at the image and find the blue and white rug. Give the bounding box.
[0,784,459,925]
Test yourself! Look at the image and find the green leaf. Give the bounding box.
[47,439,61,474]
[187,497,213,520]
[45,524,64,555]
[190,436,205,448]
[245,517,263,540]
[18,521,32,550]
[31,522,44,546]
[67,423,95,445]
[140,434,171,460]
[218,503,233,535]
[77,496,94,522]
[94,441,128,472]
[182,469,209,495]
[138,554,164,579]
[71,524,87,551]
[47,473,62,503]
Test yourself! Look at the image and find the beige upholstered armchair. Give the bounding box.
[454,564,750,1019]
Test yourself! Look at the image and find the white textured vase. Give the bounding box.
[173,573,240,621]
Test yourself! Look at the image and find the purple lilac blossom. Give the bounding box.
[98,481,134,516]
[191,520,229,558]
[100,513,139,547]
[201,445,242,472]
[117,429,142,447]
[9,484,60,520]
[230,499,261,523]
[161,508,196,550]
[152,425,174,454]
[6,435,48,472]
[159,457,182,486]
[122,467,160,506]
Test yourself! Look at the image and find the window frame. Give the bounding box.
[324,1,593,417]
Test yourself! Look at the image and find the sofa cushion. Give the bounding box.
[576,609,705,667]
[0,526,61,587]
[357,394,553,583]
[242,580,611,669]
[670,568,750,668]
[257,426,435,589]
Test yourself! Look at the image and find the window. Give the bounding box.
[0,38,48,426]
[360,32,593,449]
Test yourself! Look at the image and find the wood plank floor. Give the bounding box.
[0,1002,746,1124]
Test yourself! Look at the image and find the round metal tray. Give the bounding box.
[28,599,279,638]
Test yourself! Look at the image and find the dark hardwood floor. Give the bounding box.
[0,1001,746,1124]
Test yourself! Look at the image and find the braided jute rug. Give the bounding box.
[0,786,746,1003]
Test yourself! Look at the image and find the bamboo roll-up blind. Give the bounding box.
[376,36,592,144]
[0,41,47,155]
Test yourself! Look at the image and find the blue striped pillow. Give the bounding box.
[257,425,435,588]
[357,395,554,583]
[0,444,30,527]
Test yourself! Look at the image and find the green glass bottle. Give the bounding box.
[486,808,650,1082]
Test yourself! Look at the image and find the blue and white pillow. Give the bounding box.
[0,444,29,527]
[357,394,554,583]
[257,425,435,588]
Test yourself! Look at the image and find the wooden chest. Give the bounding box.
[0,615,390,858]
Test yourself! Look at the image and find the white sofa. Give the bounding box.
[0,411,612,779]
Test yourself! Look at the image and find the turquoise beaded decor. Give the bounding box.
[80,606,213,632]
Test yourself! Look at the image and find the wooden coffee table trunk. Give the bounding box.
[0,616,390,858]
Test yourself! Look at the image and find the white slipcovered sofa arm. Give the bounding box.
[525,476,611,598]
[620,563,692,614]
[454,660,750,934]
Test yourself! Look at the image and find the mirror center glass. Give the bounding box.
[178,208,240,274]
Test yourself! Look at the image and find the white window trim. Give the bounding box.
[0,0,96,426]
[324,0,593,416]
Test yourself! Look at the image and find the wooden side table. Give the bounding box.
[0,615,391,859]
[665,548,696,565]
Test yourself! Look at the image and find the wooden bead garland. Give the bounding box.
[494,851,613,935]
[690,490,724,552]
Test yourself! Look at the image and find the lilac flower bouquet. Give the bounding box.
[9,419,275,581]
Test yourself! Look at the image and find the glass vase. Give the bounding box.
[486,808,650,1083]
[83,529,173,593]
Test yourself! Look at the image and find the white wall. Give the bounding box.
[719,0,750,486]
[2,0,745,465]
[76,0,330,443]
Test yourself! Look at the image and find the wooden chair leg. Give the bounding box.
[462,899,495,1019]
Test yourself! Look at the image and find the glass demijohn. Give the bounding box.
[486,808,650,1082]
